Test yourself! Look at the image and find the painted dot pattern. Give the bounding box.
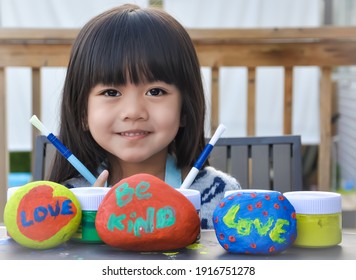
[213,191,297,254]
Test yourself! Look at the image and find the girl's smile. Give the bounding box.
[117,130,151,139]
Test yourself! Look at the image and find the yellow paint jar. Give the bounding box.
[284,191,342,248]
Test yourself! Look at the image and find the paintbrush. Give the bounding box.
[30,115,97,185]
[180,124,226,189]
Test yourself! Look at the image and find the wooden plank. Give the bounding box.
[195,42,356,67]
[188,26,356,41]
[0,45,71,67]
[2,26,356,43]
[0,28,79,42]
[4,42,356,68]
[319,67,332,191]
[211,67,219,133]
[31,68,41,173]
[0,67,8,224]
[247,67,256,136]
[284,67,293,134]
[1,28,356,68]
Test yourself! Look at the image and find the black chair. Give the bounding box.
[33,135,56,181]
[208,135,303,192]
[34,135,303,192]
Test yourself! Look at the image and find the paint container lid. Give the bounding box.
[224,189,280,198]
[284,191,341,214]
[176,189,201,210]
[7,186,23,201]
[70,187,111,211]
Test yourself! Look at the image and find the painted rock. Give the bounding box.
[4,181,81,249]
[213,190,297,254]
[96,173,200,251]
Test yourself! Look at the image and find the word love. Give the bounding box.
[20,199,74,227]
[223,204,289,243]
[107,181,176,237]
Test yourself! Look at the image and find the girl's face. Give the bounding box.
[87,81,182,165]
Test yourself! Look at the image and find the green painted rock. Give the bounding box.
[96,173,200,251]
[4,181,81,249]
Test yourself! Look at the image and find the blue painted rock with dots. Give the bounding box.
[213,190,297,254]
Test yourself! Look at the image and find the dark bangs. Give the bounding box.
[81,8,189,87]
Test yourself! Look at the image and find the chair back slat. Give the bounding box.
[251,145,270,189]
[273,144,292,192]
[33,135,56,181]
[231,145,248,188]
[209,146,228,172]
[43,142,56,180]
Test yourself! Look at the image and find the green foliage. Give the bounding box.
[10,152,31,172]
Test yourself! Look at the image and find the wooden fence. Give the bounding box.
[1,26,356,222]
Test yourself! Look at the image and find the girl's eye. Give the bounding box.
[146,88,166,96]
[103,89,120,97]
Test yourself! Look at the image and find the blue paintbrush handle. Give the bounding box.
[194,144,213,169]
[47,133,72,158]
[46,133,96,185]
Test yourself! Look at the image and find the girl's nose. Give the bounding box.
[120,95,148,121]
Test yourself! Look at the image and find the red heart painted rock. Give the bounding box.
[96,173,200,251]
[4,181,81,249]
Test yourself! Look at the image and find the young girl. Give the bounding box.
[49,4,241,229]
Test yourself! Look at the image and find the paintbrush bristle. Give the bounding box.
[209,124,226,145]
[29,115,50,136]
